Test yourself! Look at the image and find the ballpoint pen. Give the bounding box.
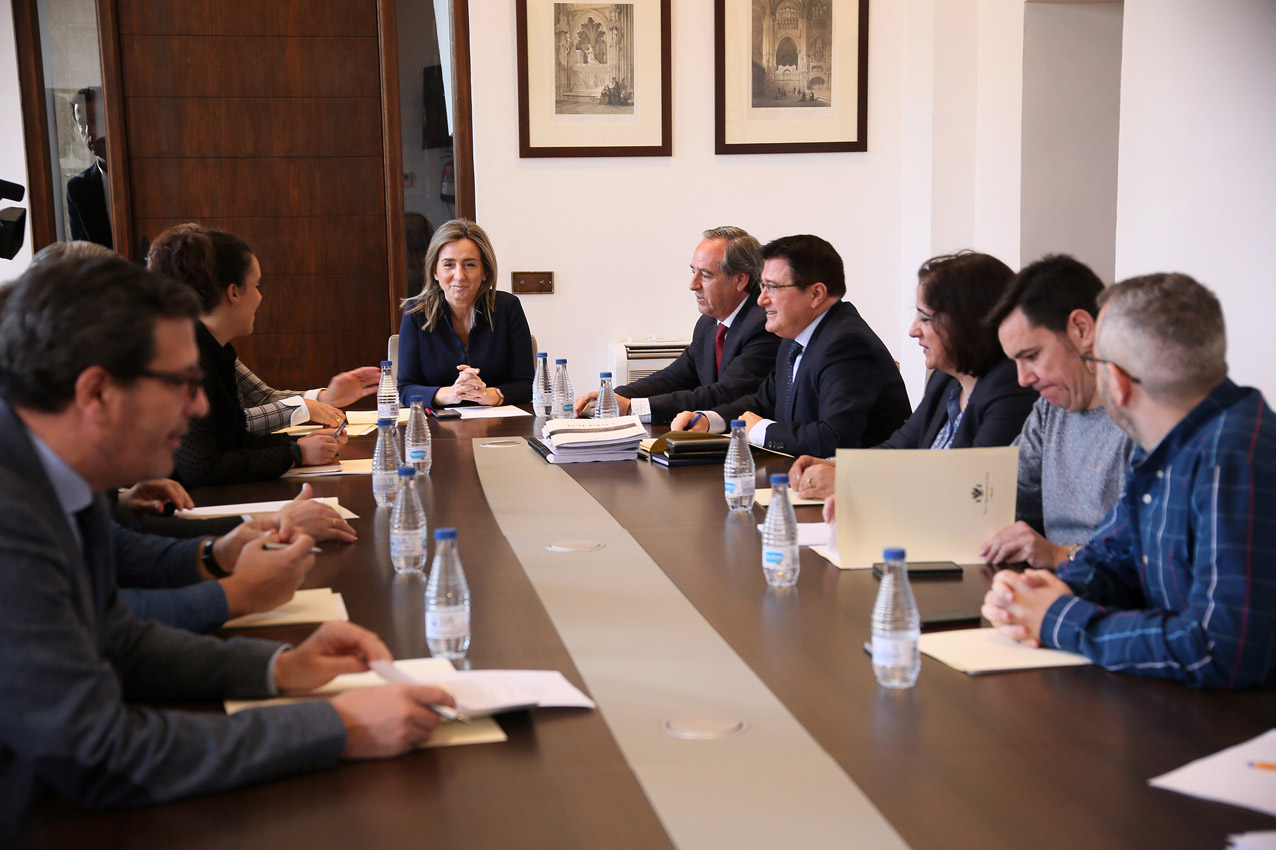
[428,703,472,724]
[262,542,324,555]
[687,412,704,430]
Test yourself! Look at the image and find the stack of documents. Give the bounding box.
[532,416,647,463]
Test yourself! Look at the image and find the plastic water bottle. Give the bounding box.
[760,473,799,587]
[425,527,471,659]
[551,358,575,419]
[389,466,428,574]
[532,352,551,416]
[594,372,619,420]
[724,418,755,511]
[377,359,399,421]
[404,394,432,475]
[372,417,402,508]
[871,547,921,689]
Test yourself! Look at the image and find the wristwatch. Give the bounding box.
[201,536,231,578]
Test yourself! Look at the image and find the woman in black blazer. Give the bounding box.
[790,251,1038,499]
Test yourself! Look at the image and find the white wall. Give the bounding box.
[472,1,929,402]
[1021,2,1122,280]
[1115,0,1276,399]
[0,0,33,273]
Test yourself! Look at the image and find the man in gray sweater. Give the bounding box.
[978,255,1134,568]
[0,258,454,845]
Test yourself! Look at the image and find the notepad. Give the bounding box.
[222,588,348,629]
[1149,729,1276,818]
[282,458,374,477]
[754,488,825,507]
[917,627,1091,674]
[454,405,531,419]
[225,657,508,749]
[176,497,357,520]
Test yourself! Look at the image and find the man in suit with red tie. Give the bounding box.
[574,226,780,424]
[672,234,911,458]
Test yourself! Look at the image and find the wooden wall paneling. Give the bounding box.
[130,159,386,219]
[235,331,389,390]
[135,217,390,277]
[96,0,137,259]
[126,98,383,159]
[378,0,407,336]
[253,274,390,333]
[117,0,377,37]
[119,36,380,98]
[453,0,475,219]
[10,0,56,250]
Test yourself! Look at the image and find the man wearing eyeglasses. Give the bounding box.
[670,234,910,457]
[572,226,779,423]
[982,273,1276,689]
[0,259,455,844]
[979,255,1135,568]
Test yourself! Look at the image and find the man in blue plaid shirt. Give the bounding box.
[983,273,1276,688]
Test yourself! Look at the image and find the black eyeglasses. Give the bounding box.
[759,282,804,296]
[1080,354,1142,384]
[136,368,206,399]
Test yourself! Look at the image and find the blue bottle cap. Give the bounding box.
[397,466,414,477]
[600,371,612,378]
[555,358,567,364]
[883,547,906,561]
[407,392,424,403]
[537,351,548,358]
[770,473,788,486]
[435,527,458,540]
[377,417,394,426]
[381,360,392,367]
[730,419,746,428]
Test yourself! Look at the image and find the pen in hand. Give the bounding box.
[428,703,471,724]
[263,542,324,555]
[687,412,704,430]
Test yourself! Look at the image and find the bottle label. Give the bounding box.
[724,476,754,497]
[373,473,395,494]
[378,402,399,419]
[406,446,428,462]
[762,545,797,567]
[426,605,470,639]
[871,634,919,668]
[390,530,425,558]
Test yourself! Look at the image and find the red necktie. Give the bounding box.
[714,323,728,375]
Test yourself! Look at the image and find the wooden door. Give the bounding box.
[110,0,405,389]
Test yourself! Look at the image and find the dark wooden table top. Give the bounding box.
[23,413,1276,849]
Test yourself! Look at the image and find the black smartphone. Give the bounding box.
[871,560,963,579]
[431,408,462,420]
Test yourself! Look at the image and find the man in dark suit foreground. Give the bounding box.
[574,226,780,423]
[0,258,454,845]
[672,234,910,457]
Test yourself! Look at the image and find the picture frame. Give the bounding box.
[715,0,869,155]
[516,1,672,158]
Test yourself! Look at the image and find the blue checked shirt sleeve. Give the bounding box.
[1043,442,1276,689]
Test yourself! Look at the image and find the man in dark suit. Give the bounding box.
[574,226,780,424]
[0,258,454,844]
[672,234,910,458]
[66,86,113,248]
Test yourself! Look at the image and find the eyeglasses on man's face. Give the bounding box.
[1080,354,1142,384]
[759,282,804,296]
[135,368,206,399]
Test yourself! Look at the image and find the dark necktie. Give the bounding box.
[780,342,803,421]
[714,323,728,376]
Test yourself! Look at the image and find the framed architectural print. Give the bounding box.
[516,1,672,157]
[715,0,869,154]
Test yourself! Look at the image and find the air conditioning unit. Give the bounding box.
[606,338,691,385]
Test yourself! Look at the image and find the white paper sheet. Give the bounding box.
[1149,729,1276,818]
[225,657,507,748]
[346,409,410,426]
[222,588,348,629]
[917,627,1092,674]
[176,496,357,520]
[366,662,595,715]
[454,405,532,419]
[756,521,829,547]
[281,458,374,477]
[754,488,825,507]
[1231,832,1276,850]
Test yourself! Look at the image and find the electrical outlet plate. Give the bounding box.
[512,271,554,294]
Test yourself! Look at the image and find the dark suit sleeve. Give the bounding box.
[0,495,346,817]
[396,309,436,405]
[66,179,89,242]
[493,294,534,405]
[111,525,202,588]
[119,584,229,633]
[645,328,780,425]
[963,361,1038,448]
[174,412,297,487]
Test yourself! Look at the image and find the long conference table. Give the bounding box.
[23,411,1276,849]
